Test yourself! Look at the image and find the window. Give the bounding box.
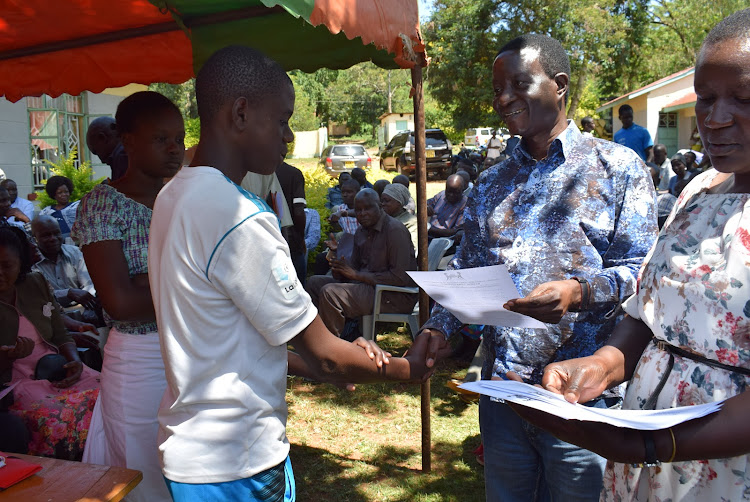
[27,94,87,188]
[331,145,366,156]
[395,120,408,131]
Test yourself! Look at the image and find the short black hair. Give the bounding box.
[618,104,634,116]
[701,8,750,52]
[340,178,361,191]
[0,226,32,283]
[350,167,368,184]
[45,175,73,200]
[497,34,570,81]
[581,117,594,126]
[392,174,410,188]
[116,91,181,135]
[0,179,15,189]
[196,45,291,123]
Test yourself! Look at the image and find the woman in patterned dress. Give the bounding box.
[510,9,750,502]
[72,91,184,502]
[0,226,99,460]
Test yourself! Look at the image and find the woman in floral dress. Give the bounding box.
[509,9,750,501]
[0,226,99,460]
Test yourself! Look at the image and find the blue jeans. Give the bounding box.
[480,395,608,502]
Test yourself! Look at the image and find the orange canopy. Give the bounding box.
[0,0,425,101]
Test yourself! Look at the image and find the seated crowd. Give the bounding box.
[2,12,748,501]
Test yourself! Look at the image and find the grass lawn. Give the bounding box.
[286,329,485,502]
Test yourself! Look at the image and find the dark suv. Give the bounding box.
[379,129,452,178]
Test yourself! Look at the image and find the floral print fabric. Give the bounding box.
[423,121,658,383]
[9,316,99,460]
[605,170,750,501]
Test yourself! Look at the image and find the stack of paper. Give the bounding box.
[460,380,723,430]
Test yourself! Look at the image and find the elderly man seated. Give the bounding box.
[31,215,99,314]
[427,173,468,241]
[306,188,418,338]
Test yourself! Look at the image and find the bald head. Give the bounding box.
[354,188,382,228]
[445,174,465,204]
[31,214,63,259]
[86,116,119,162]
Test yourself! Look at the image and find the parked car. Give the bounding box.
[464,127,493,148]
[379,129,452,178]
[319,144,371,177]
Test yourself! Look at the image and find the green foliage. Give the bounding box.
[184,117,201,149]
[291,64,413,137]
[289,74,321,132]
[35,148,104,208]
[424,0,747,126]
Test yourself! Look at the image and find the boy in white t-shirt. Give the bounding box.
[148,46,433,502]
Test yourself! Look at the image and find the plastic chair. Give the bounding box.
[360,237,453,341]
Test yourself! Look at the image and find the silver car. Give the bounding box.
[320,144,371,177]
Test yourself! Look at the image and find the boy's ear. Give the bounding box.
[231,96,252,131]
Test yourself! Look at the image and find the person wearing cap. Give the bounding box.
[380,182,417,252]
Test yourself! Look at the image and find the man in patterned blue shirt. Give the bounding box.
[416,34,658,501]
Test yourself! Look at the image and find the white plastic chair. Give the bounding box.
[360,237,453,341]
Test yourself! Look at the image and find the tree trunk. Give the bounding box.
[566,58,588,120]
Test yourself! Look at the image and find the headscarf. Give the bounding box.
[382,183,411,208]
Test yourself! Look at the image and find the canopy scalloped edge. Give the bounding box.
[308,0,427,69]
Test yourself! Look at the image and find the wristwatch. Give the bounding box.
[569,276,590,312]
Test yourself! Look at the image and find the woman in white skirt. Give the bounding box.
[72,91,185,502]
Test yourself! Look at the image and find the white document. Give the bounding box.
[461,380,723,430]
[407,265,546,329]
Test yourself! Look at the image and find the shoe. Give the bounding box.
[446,379,480,403]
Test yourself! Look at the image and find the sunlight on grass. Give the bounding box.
[286,330,485,501]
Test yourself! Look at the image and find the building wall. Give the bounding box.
[0,98,34,199]
[381,113,414,144]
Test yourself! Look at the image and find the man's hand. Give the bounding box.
[53,360,83,388]
[0,337,34,360]
[411,329,449,369]
[403,331,437,382]
[329,212,342,224]
[6,208,29,223]
[67,289,99,310]
[542,355,612,404]
[330,257,357,280]
[503,279,581,324]
[324,233,338,253]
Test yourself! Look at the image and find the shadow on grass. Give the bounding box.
[292,438,484,502]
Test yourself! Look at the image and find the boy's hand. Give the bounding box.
[339,337,393,391]
[403,333,436,382]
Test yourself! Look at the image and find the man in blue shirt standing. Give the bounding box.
[415,34,658,501]
[614,104,654,163]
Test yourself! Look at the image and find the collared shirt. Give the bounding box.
[333,203,360,235]
[423,120,658,384]
[351,212,417,287]
[304,208,321,252]
[106,143,129,181]
[8,197,34,228]
[657,158,675,191]
[614,123,653,161]
[31,243,96,306]
[427,191,468,230]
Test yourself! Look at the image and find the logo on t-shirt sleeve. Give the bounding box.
[271,252,300,299]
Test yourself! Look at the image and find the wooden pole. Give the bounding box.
[411,55,430,473]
